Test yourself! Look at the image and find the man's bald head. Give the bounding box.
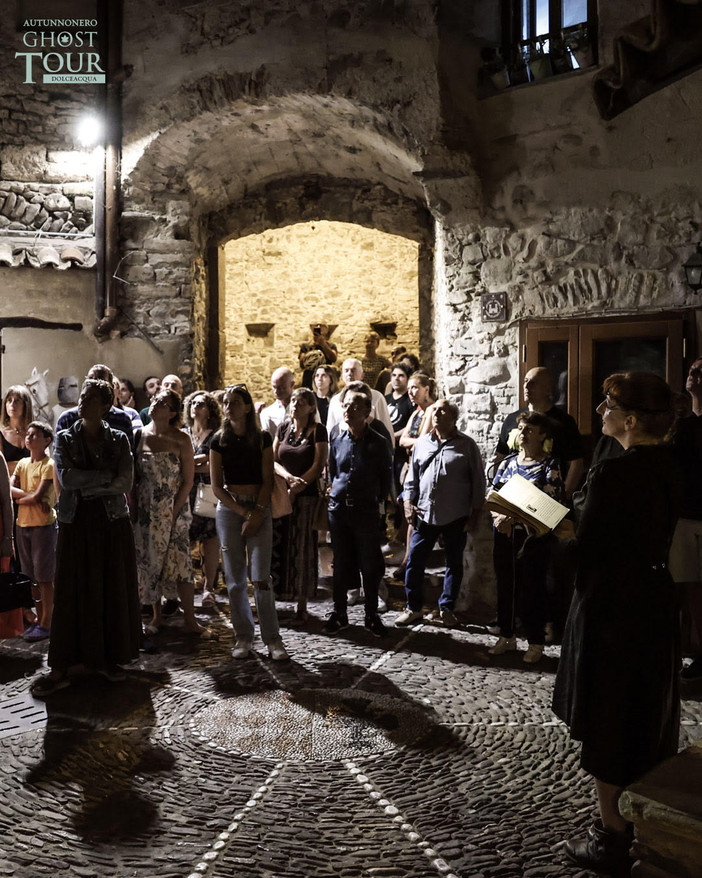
[523,367,553,410]
[271,367,295,403]
[342,358,364,385]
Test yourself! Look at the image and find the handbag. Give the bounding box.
[271,473,293,519]
[312,477,330,531]
[0,568,34,613]
[193,482,217,519]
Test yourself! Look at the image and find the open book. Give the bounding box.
[485,473,570,536]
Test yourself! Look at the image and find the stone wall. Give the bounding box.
[222,220,419,400]
[0,180,93,234]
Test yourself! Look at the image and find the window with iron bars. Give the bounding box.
[491,0,598,88]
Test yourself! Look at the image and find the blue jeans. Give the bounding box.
[404,516,467,612]
[328,503,384,616]
[216,504,280,645]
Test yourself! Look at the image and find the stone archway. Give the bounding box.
[202,178,434,391]
[121,87,478,392]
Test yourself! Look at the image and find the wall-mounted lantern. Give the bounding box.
[683,244,702,292]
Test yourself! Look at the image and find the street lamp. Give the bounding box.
[683,244,702,292]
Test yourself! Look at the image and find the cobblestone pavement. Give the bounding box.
[1,587,701,878]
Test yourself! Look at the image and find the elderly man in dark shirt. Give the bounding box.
[323,391,393,637]
[397,399,484,628]
[494,367,584,500]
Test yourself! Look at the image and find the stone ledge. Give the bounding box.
[620,740,702,878]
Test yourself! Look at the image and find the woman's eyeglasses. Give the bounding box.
[603,395,623,412]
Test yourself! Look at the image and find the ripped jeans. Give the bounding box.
[215,503,280,645]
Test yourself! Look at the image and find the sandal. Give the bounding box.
[31,672,70,698]
[201,591,216,607]
[183,626,218,640]
[144,622,160,636]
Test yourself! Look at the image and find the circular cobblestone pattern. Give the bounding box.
[0,588,700,878]
[192,686,434,760]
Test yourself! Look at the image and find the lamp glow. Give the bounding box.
[77,114,104,147]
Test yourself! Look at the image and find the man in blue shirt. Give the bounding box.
[397,399,484,628]
[324,391,393,637]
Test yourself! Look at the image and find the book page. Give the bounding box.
[496,473,569,531]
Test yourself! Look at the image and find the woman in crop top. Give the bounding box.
[210,383,288,661]
[274,387,328,625]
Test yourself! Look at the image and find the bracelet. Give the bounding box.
[245,510,253,521]
[255,503,265,511]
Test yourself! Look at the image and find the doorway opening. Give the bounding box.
[220,220,421,401]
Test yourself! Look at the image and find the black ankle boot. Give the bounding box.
[564,819,633,874]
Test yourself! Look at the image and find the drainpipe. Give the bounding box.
[94,0,126,337]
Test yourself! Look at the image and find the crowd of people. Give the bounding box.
[0,332,699,876]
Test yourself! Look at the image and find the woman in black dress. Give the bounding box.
[184,391,222,606]
[31,379,141,696]
[273,388,328,624]
[313,365,338,426]
[553,372,683,873]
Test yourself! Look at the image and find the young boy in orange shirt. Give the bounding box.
[11,421,57,641]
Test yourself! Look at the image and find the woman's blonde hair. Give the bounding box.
[409,371,437,402]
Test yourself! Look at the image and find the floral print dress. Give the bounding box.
[134,439,193,604]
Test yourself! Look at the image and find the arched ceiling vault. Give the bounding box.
[124,93,432,217]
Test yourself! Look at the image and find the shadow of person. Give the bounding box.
[25,670,173,843]
[285,661,461,754]
[204,653,460,760]
[0,650,45,684]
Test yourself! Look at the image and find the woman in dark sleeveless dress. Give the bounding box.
[0,385,33,475]
[184,391,221,607]
[274,388,328,624]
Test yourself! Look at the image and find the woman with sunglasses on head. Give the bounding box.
[184,391,222,607]
[210,384,288,661]
[553,372,683,874]
[133,388,208,638]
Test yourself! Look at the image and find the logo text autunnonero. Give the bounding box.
[16,19,105,84]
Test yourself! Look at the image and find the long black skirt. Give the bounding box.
[553,565,680,788]
[48,499,142,671]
